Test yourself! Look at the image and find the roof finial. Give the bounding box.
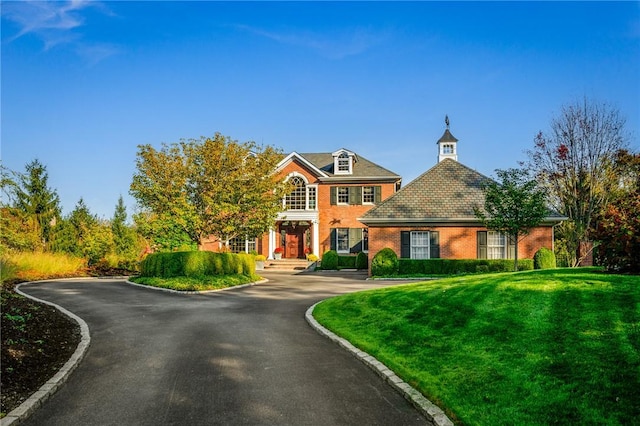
[445,114,450,129]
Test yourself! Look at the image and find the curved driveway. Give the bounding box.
[19,271,428,425]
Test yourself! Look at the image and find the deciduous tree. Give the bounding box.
[475,168,548,271]
[593,150,640,272]
[526,98,630,266]
[130,133,290,248]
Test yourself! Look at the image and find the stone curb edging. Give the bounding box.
[305,302,454,426]
[124,278,269,294]
[1,282,91,426]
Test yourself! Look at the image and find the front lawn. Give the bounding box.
[313,268,640,425]
[129,274,261,291]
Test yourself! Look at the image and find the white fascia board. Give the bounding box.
[275,152,329,178]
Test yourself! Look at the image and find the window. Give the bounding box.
[442,144,454,155]
[308,186,316,210]
[285,176,306,210]
[336,152,351,174]
[337,187,349,204]
[331,228,366,254]
[411,231,430,259]
[487,231,506,259]
[284,175,317,210]
[336,228,350,253]
[229,237,256,254]
[363,186,375,204]
[362,228,369,252]
[477,231,512,259]
[400,231,440,259]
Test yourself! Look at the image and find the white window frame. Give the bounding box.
[283,174,318,211]
[410,231,431,259]
[442,144,455,155]
[336,228,350,253]
[337,186,349,205]
[487,231,506,259]
[362,186,375,205]
[306,184,318,210]
[335,152,352,175]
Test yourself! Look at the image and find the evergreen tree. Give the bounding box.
[14,159,61,249]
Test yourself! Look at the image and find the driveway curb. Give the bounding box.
[1,281,91,426]
[305,302,454,426]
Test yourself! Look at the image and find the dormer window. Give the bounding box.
[333,149,356,175]
[337,152,351,174]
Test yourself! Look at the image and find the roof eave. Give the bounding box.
[358,217,568,226]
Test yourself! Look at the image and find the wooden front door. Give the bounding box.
[285,230,304,259]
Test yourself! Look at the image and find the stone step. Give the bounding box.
[264,259,311,271]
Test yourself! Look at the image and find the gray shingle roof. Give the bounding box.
[360,159,492,223]
[299,152,401,179]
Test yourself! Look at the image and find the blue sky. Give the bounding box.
[2,1,639,219]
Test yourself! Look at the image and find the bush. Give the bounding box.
[533,247,556,269]
[395,258,534,276]
[371,248,399,276]
[139,251,255,278]
[321,250,339,270]
[356,252,368,270]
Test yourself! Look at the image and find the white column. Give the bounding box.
[268,228,276,260]
[312,219,320,256]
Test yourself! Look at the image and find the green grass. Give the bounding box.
[129,274,261,291]
[313,268,640,425]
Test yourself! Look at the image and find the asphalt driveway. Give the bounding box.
[19,271,429,425]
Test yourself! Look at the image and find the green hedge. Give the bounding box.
[395,258,534,276]
[319,252,368,270]
[140,251,255,278]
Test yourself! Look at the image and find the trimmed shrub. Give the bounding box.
[139,251,255,278]
[338,255,356,268]
[321,250,339,270]
[371,248,399,276]
[356,252,368,270]
[534,247,556,269]
[396,258,534,276]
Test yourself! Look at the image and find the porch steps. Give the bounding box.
[264,259,311,271]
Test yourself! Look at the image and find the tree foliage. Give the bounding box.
[111,195,139,260]
[593,150,640,272]
[526,98,630,266]
[475,168,548,271]
[9,160,61,249]
[130,133,290,248]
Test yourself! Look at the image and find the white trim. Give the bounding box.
[276,152,329,178]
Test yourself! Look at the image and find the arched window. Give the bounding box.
[285,176,307,210]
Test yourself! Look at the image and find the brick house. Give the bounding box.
[358,124,565,265]
[201,148,402,259]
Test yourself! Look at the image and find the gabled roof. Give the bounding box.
[297,151,401,181]
[275,152,330,178]
[359,159,565,225]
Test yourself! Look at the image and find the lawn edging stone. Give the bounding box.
[305,301,454,426]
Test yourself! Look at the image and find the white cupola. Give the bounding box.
[437,115,458,162]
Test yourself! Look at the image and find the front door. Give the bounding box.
[285,231,303,259]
